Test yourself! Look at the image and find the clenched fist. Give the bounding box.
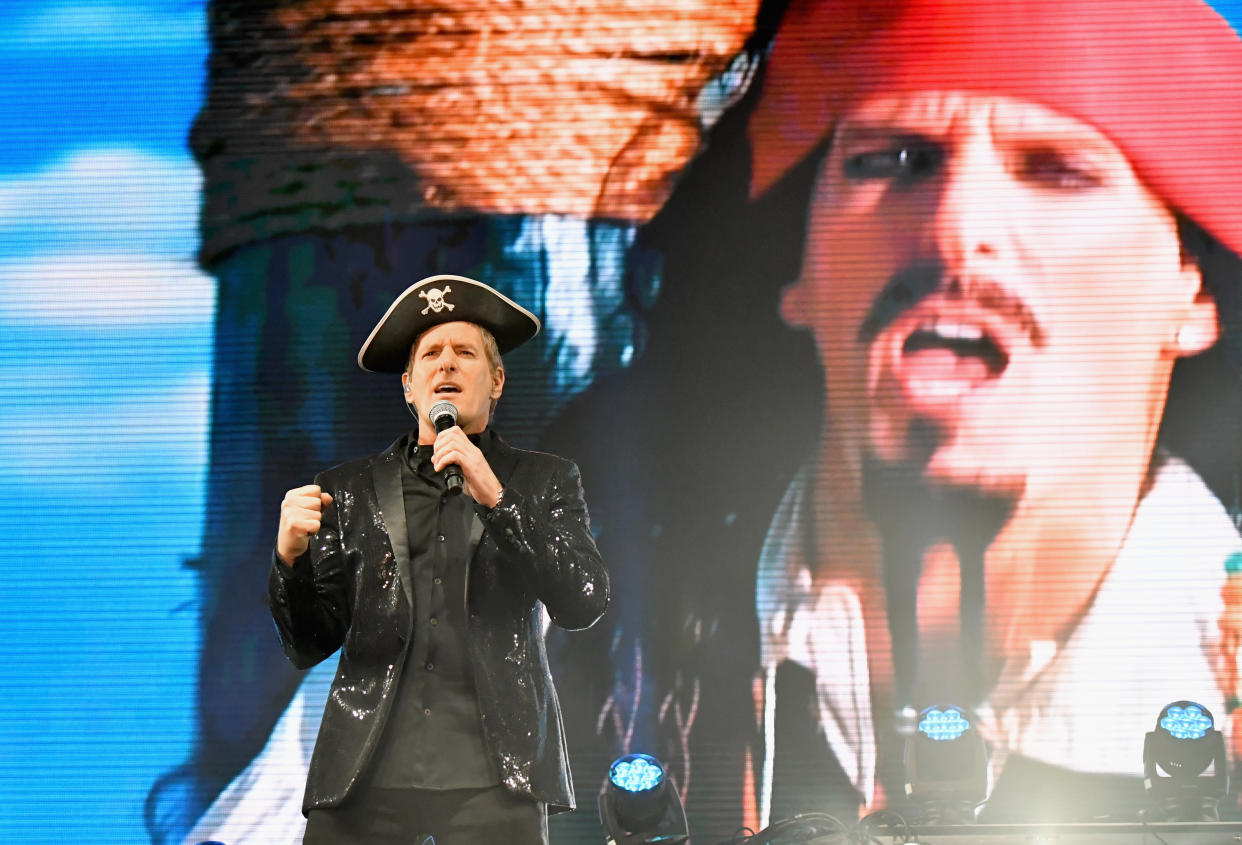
[277,484,333,566]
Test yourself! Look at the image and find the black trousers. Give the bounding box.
[303,784,548,845]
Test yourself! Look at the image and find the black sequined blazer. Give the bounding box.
[267,431,609,815]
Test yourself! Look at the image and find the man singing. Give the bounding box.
[747,0,1242,824]
[269,274,609,844]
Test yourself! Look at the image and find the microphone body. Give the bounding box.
[428,400,465,494]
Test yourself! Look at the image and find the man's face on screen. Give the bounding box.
[784,91,1215,495]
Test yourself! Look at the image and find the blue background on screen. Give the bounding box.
[0,2,210,841]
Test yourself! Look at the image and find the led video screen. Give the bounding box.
[2,2,1241,843]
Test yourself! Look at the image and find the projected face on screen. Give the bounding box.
[755,84,1240,824]
[784,90,1217,498]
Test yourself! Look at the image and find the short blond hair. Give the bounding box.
[476,325,503,376]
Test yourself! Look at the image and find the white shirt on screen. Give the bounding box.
[180,659,336,845]
[755,452,1241,826]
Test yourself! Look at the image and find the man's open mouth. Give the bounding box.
[434,384,462,395]
[886,316,1015,409]
[901,319,1009,379]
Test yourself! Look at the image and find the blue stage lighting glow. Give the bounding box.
[1161,703,1213,740]
[609,754,665,793]
[918,707,970,741]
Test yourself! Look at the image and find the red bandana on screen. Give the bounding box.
[748,0,1242,256]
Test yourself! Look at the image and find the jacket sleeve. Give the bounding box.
[267,474,352,670]
[479,459,609,631]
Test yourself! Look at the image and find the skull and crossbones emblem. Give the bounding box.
[419,285,455,315]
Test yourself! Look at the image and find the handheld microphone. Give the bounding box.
[428,400,464,494]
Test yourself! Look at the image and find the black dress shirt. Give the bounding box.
[366,431,500,789]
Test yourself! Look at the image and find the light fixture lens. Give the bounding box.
[609,754,665,793]
[918,707,970,742]
[1160,703,1213,740]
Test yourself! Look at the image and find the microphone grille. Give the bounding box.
[428,400,459,424]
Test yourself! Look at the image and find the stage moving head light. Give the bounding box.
[1144,700,1228,821]
[903,704,990,824]
[598,753,689,845]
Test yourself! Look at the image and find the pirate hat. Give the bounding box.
[748,0,1242,258]
[358,274,541,373]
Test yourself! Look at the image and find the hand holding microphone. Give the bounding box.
[427,399,504,507]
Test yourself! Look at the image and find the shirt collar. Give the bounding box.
[404,427,496,468]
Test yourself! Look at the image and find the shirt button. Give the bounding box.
[438,534,446,542]
[433,577,442,585]
[429,617,438,626]
[424,708,431,716]
[425,662,434,671]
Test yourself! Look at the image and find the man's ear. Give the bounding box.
[491,366,506,400]
[1171,260,1220,357]
[1175,293,1220,356]
[780,278,813,328]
